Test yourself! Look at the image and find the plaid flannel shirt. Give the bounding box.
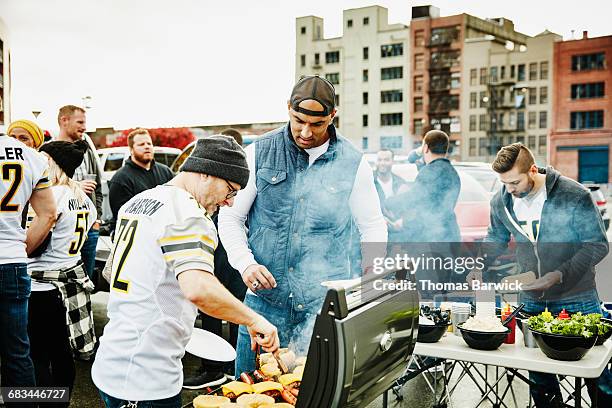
[30,263,97,360]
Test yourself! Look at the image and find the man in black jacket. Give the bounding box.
[469,143,611,407]
[108,128,173,231]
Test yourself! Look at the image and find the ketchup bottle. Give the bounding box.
[502,303,516,344]
[558,309,570,320]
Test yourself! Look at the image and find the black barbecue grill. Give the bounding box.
[186,271,419,408]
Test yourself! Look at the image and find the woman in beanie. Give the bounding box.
[7,119,45,149]
[26,140,98,407]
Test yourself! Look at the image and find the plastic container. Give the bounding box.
[501,304,516,344]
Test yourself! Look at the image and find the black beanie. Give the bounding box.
[180,135,249,188]
[40,139,88,178]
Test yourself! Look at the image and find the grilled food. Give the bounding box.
[261,362,282,378]
[236,393,275,407]
[252,381,284,399]
[279,373,301,389]
[294,357,306,367]
[260,404,295,408]
[193,395,231,408]
[222,381,253,400]
[293,365,304,376]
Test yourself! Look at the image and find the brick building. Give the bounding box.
[550,32,612,183]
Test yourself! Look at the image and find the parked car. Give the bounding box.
[98,146,181,181]
[170,134,258,173]
[453,162,500,198]
[583,183,610,231]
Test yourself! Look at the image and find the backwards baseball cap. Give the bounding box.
[290,75,336,117]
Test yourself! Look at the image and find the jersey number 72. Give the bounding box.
[111,218,139,293]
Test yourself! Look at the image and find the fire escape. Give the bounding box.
[486,72,526,156]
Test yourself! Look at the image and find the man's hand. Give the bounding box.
[80,180,97,195]
[386,217,403,232]
[247,315,280,353]
[466,269,483,284]
[243,264,277,291]
[521,271,562,292]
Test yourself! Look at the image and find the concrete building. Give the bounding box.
[296,6,410,153]
[0,17,12,132]
[550,32,612,184]
[461,30,561,164]
[409,6,530,160]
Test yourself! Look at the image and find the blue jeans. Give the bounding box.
[98,389,181,408]
[235,294,315,375]
[0,263,36,389]
[81,228,99,280]
[521,289,612,407]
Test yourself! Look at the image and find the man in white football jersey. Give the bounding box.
[27,140,96,407]
[92,136,279,408]
[0,135,56,394]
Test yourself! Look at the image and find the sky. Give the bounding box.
[1,0,611,132]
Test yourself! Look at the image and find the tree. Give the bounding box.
[109,127,195,149]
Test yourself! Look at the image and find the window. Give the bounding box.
[516,135,525,144]
[380,136,403,149]
[510,65,515,78]
[528,88,537,105]
[325,51,340,64]
[469,115,477,131]
[431,50,460,68]
[333,117,339,128]
[470,69,477,86]
[362,114,368,127]
[430,94,460,112]
[381,43,403,58]
[335,94,340,106]
[480,67,487,85]
[517,64,526,81]
[347,19,353,28]
[528,111,536,129]
[362,69,368,82]
[479,114,488,131]
[414,75,423,92]
[538,135,547,155]
[414,119,423,137]
[528,135,536,150]
[572,53,605,71]
[414,29,425,47]
[363,47,369,60]
[540,62,548,80]
[414,54,424,70]
[529,63,537,80]
[300,26,306,35]
[362,137,368,150]
[414,97,423,112]
[381,90,403,103]
[479,91,487,108]
[490,66,498,83]
[501,66,506,79]
[362,92,368,105]
[539,86,548,104]
[325,73,339,84]
[470,92,477,109]
[381,66,403,80]
[300,55,306,67]
[570,110,604,129]
[571,82,605,99]
[363,17,369,25]
[469,138,477,156]
[314,53,320,66]
[430,26,459,45]
[517,111,525,131]
[539,111,547,128]
[381,113,403,126]
[479,138,488,156]
[451,72,461,89]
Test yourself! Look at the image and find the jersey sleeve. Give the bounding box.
[157,215,218,278]
[30,150,51,191]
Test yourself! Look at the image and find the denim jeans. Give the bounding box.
[0,263,36,390]
[235,294,316,375]
[81,228,99,280]
[520,289,612,407]
[98,389,181,408]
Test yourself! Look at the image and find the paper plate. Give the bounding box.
[185,328,236,362]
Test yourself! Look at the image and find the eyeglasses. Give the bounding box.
[224,179,238,199]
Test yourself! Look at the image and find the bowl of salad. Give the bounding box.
[527,311,604,361]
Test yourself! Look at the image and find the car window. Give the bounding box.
[171,145,194,173]
[105,152,125,172]
[458,173,489,202]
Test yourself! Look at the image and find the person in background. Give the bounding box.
[373,149,406,242]
[183,129,248,389]
[27,140,97,408]
[55,105,103,280]
[468,143,611,406]
[219,75,386,375]
[7,119,45,149]
[108,128,173,231]
[92,136,278,408]
[0,134,56,406]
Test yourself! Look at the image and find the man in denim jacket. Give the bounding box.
[219,76,387,374]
